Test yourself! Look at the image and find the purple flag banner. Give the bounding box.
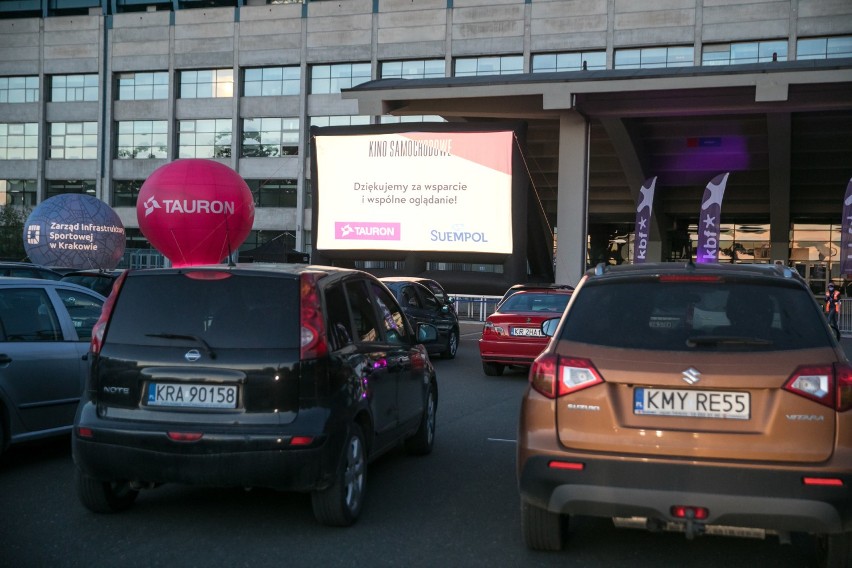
[841,178,852,275]
[695,172,730,263]
[633,176,657,263]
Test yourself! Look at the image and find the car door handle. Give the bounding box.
[0,354,11,365]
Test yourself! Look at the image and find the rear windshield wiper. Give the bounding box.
[145,333,217,359]
[686,335,773,348]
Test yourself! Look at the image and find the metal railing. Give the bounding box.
[450,294,501,322]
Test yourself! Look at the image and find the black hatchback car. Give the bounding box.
[380,277,460,359]
[72,264,439,526]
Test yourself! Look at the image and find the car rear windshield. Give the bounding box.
[560,279,831,351]
[105,273,300,349]
[500,292,571,314]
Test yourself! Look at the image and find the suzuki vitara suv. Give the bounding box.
[73,264,438,526]
[518,262,851,567]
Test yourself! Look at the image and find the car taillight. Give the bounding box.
[300,273,328,360]
[90,270,128,355]
[784,363,852,412]
[482,320,506,337]
[529,354,604,399]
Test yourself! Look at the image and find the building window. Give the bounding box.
[243,66,300,97]
[245,179,297,207]
[615,46,693,69]
[239,230,293,253]
[116,72,169,100]
[454,55,523,77]
[49,122,97,159]
[178,119,231,158]
[532,51,607,72]
[0,179,37,208]
[310,63,371,94]
[702,40,788,65]
[797,35,852,60]
[309,116,371,128]
[179,69,234,98]
[241,118,299,157]
[0,123,38,159]
[50,74,98,102]
[113,179,144,207]
[0,76,39,103]
[379,115,446,124]
[46,179,96,199]
[116,121,168,159]
[380,59,445,79]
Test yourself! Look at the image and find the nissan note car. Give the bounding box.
[517,262,851,567]
[72,264,438,526]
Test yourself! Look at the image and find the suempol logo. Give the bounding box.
[144,196,235,217]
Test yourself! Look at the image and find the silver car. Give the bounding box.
[0,277,105,457]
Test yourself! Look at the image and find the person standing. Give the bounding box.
[825,281,842,340]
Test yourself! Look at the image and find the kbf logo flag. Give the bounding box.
[840,178,852,275]
[633,177,657,263]
[695,173,730,263]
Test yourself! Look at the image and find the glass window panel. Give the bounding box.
[730,42,759,63]
[668,46,694,66]
[828,36,852,57]
[584,52,606,69]
[614,49,641,68]
[423,59,445,77]
[554,53,579,70]
[454,58,477,76]
[382,61,402,78]
[53,76,66,88]
[501,56,523,73]
[759,41,787,61]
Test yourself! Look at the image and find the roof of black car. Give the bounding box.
[127,263,363,278]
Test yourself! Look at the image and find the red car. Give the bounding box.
[479,288,573,376]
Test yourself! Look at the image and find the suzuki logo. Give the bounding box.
[682,367,701,384]
[185,349,202,362]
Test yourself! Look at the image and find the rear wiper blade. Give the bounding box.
[686,335,773,348]
[145,333,217,359]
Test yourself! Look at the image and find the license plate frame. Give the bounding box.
[146,382,239,409]
[510,327,544,337]
[633,387,750,420]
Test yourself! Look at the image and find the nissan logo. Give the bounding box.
[185,349,202,362]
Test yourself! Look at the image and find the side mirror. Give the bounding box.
[441,304,450,315]
[541,317,560,337]
[417,323,439,343]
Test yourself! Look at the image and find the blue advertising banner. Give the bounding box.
[840,178,852,275]
[633,176,657,263]
[695,172,730,264]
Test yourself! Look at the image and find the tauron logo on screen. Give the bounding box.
[335,222,401,240]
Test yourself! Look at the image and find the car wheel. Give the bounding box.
[441,329,459,359]
[482,362,504,376]
[521,500,564,551]
[405,383,437,455]
[311,423,367,527]
[817,532,852,568]
[75,469,138,513]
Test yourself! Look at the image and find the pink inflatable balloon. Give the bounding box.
[137,159,255,267]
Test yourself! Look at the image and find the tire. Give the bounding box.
[311,423,367,527]
[441,329,459,359]
[405,383,437,455]
[75,469,138,513]
[482,362,504,376]
[521,500,564,551]
[817,532,852,568]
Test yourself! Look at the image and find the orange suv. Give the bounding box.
[517,262,852,567]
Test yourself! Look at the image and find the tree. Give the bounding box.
[0,206,29,261]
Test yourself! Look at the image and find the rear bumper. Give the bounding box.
[72,403,342,492]
[479,338,545,365]
[518,454,852,534]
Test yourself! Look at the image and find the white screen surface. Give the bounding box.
[315,130,513,254]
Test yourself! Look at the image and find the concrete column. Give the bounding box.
[768,113,791,263]
[554,110,589,286]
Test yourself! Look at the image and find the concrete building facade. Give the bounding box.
[0,0,851,291]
